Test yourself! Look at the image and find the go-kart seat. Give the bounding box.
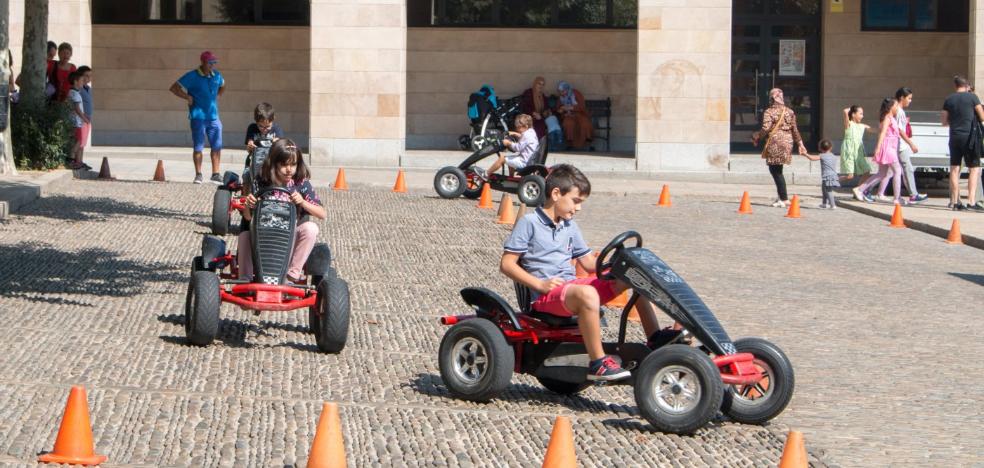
[515,137,550,177]
[513,282,579,327]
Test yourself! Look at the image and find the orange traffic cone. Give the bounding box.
[512,203,527,230]
[307,402,346,468]
[946,219,963,245]
[97,157,112,180]
[738,191,753,214]
[778,430,808,468]
[542,416,576,468]
[785,195,801,218]
[477,183,494,209]
[496,194,516,225]
[392,169,407,193]
[656,184,671,207]
[332,168,348,191]
[889,203,906,228]
[38,386,107,466]
[152,160,166,182]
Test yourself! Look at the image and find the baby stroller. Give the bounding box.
[459,85,521,152]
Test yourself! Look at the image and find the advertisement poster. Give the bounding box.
[779,39,806,77]
[831,0,843,13]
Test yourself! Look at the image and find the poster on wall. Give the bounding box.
[831,0,843,13]
[778,39,806,76]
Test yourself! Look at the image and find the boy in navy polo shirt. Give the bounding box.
[170,51,226,184]
[501,164,674,381]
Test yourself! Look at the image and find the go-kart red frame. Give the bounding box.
[208,253,317,312]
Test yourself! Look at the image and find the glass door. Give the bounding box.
[731,0,821,152]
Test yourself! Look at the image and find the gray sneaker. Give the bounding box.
[193,173,204,184]
[210,173,223,184]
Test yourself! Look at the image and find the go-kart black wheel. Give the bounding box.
[720,338,795,425]
[304,243,333,277]
[438,319,513,402]
[434,166,467,199]
[517,174,546,207]
[211,188,232,235]
[634,344,723,434]
[536,376,590,396]
[185,271,220,346]
[311,276,350,354]
[462,166,484,199]
[184,256,206,335]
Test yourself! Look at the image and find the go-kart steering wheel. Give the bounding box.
[254,186,294,198]
[595,231,643,280]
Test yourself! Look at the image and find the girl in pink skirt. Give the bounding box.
[852,98,905,204]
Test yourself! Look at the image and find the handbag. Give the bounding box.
[760,108,787,158]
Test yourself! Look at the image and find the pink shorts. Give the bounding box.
[531,277,618,317]
[74,123,90,147]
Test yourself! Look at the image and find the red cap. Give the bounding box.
[200,51,218,63]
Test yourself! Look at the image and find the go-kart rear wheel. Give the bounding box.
[517,174,545,207]
[211,188,232,235]
[462,166,484,200]
[720,338,795,425]
[536,377,591,396]
[634,344,723,435]
[438,319,513,402]
[434,166,467,199]
[185,271,220,346]
[311,276,350,354]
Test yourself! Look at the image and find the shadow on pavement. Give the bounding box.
[0,242,184,305]
[157,313,314,350]
[407,373,639,417]
[11,194,198,222]
[949,272,984,287]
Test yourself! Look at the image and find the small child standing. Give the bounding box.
[839,105,871,183]
[800,139,840,209]
[77,66,93,147]
[66,71,91,170]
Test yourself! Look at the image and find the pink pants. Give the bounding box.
[237,221,319,280]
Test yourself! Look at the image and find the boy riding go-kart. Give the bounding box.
[435,114,550,207]
[188,140,350,353]
[437,165,793,434]
[211,103,284,235]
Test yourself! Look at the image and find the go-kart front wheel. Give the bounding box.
[438,319,513,402]
[634,344,723,435]
[211,188,232,235]
[517,174,545,207]
[434,167,467,199]
[720,338,794,425]
[311,276,350,354]
[185,271,220,346]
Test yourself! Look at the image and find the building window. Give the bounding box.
[407,0,637,28]
[91,0,310,25]
[861,0,968,32]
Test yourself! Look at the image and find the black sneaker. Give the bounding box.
[953,202,967,211]
[587,355,631,381]
[968,203,984,213]
[210,173,223,184]
[646,329,684,350]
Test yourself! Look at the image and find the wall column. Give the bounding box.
[971,0,984,88]
[636,1,732,171]
[309,1,407,167]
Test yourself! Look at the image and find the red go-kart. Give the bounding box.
[434,135,550,207]
[438,231,794,434]
[187,187,350,353]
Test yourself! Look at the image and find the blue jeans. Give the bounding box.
[547,130,564,150]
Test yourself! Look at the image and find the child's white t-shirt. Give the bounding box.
[509,128,540,166]
[67,89,84,128]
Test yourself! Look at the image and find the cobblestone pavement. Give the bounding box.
[0,180,982,467]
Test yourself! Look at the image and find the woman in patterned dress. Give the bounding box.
[754,88,808,207]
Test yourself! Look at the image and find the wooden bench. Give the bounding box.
[585,98,612,152]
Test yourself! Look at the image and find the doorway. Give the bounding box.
[731,0,821,152]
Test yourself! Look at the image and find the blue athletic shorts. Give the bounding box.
[191,119,223,152]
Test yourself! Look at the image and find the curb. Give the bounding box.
[838,201,984,250]
[0,170,75,220]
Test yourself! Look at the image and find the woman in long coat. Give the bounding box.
[520,76,551,138]
[755,88,807,207]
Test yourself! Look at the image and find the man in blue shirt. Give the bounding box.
[170,51,226,184]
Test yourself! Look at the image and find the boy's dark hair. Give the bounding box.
[47,41,57,52]
[77,65,92,74]
[954,75,970,88]
[819,139,833,152]
[261,138,310,185]
[895,87,912,100]
[68,71,83,84]
[58,42,72,53]
[254,102,275,122]
[545,164,590,197]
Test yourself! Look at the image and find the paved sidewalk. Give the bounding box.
[834,196,984,249]
[0,170,72,219]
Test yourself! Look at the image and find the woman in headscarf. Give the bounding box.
[556,80,594,149]
[753,88,808,207]
[520,76,551,138]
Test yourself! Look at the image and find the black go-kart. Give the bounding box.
[434,135,550,207]
[187,187,350,353]
[437,231,794,434]
[211,142,273,235]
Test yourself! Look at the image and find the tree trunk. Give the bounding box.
[19,0,47,108]
[0,0,16,175]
